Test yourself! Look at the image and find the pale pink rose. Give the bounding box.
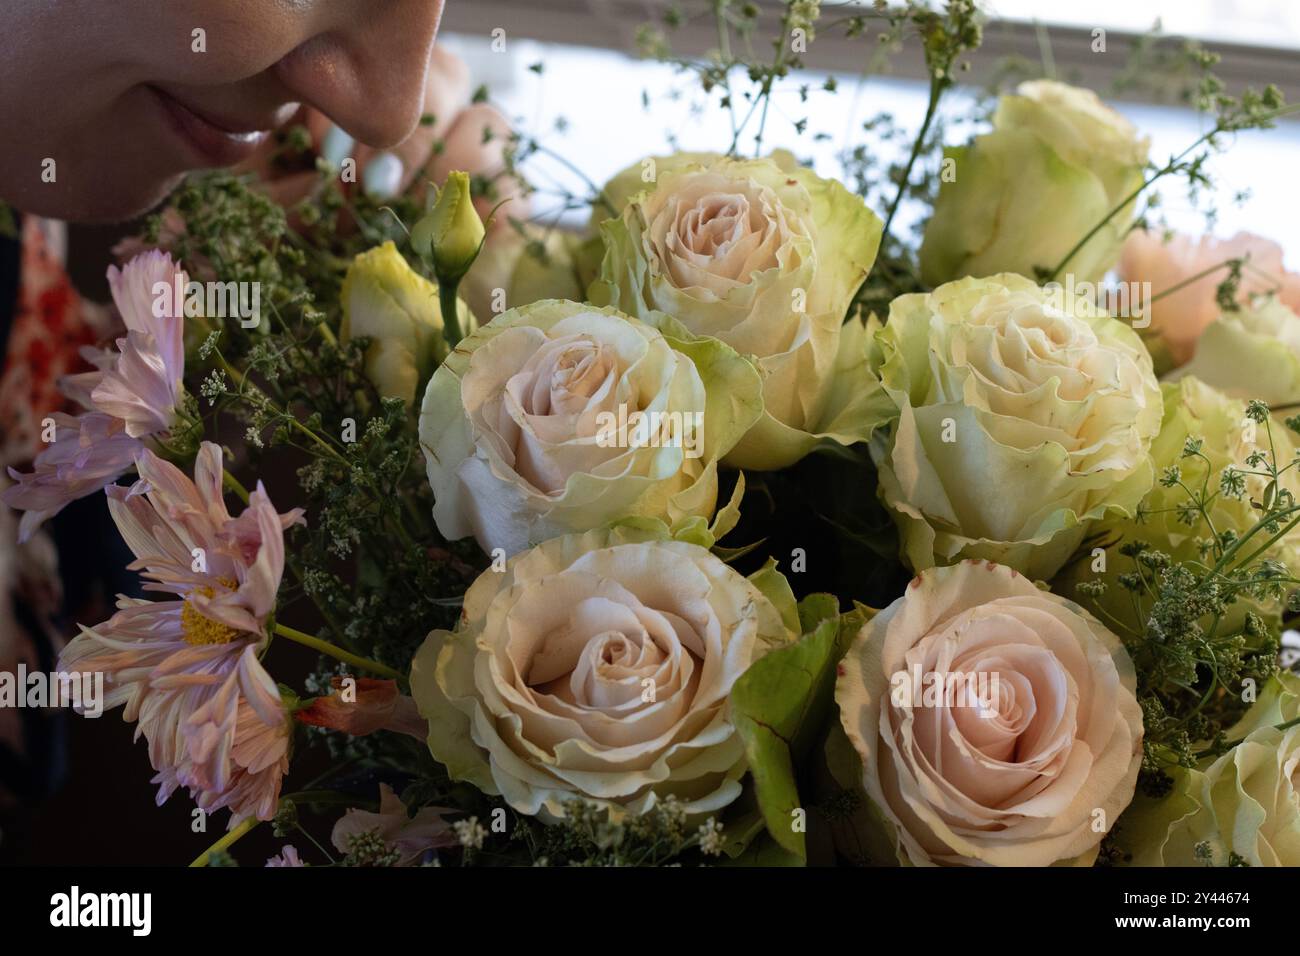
[59,442,305,826]
[1119,229,1300,365]
[331,783,456,866]
[3,251,190,541]
[835,560,1143,866]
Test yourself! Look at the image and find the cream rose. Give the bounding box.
[1172,295,1300,407]
[340,241,476,405]
[1115,673,1300,867]
[418,299,762,556]
[870,273,1161,580]
[921,79,1149,287]
[835,560,1144,866]
[592,154,884,470]
[409,529,795,820]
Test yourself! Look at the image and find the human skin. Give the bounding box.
[0,0,447,222]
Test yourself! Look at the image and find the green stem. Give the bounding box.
[1209,503,1300,577]
[882,71,947,242]
[286,414,348,464]
[295,823,336,865]
[715,1,739,147]
[1227,509,1300,574]
[271,621,403,680]
[439,279,464,349]
[529,141,617,218]
[190,815,260,867]
[1047,174,1170,283]
[223,468,251,506]
[1147,256,1247,305]
[751,7,793,158]
[1195,715,1300,759]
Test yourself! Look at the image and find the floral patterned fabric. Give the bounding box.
[0,215,109,816]
[0,217,110,468]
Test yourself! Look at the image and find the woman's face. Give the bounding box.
[0,0,446,221]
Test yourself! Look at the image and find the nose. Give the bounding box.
[275,0,445,149]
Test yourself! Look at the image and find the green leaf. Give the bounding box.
[747,558,799,635]
[798,592,841,634]
[709,471,746,542]
[719,832,805,867]
[668,515,713,548]
[606,514,672,539]
[716,791,768,859]
[730,609,857,862]
[820,722,901,866]
[712,538,767,563]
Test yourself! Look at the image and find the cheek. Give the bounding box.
[0,93,184,221]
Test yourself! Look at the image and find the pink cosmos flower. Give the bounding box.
[3,250,189,541]
[266,846,305,867]
[59,442,305,826]
[1119,229,1300,365]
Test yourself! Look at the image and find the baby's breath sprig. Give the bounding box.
[506,797,726,867]
[1104,399,1300,794]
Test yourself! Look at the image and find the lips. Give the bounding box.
[148,85,275,166]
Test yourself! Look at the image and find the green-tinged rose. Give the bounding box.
[920,80,1149,286]
[411,170,486,281]
[418,299,762,557]
[1055,377,1300,634]
[340,241,476,404]
[591,149,802,228]
[591,153,885,470]
[1116,672,1300,866]
[870,273,1161,580]
[591,150,730,228]
[1173,295,1300,408]
[409,528,797,821]
[834,560,1143,866]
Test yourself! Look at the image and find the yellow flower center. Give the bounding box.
[180,578,241,646]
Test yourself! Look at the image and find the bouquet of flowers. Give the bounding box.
[10,1,1300,868]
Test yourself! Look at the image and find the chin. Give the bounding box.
[2,172,185,224]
